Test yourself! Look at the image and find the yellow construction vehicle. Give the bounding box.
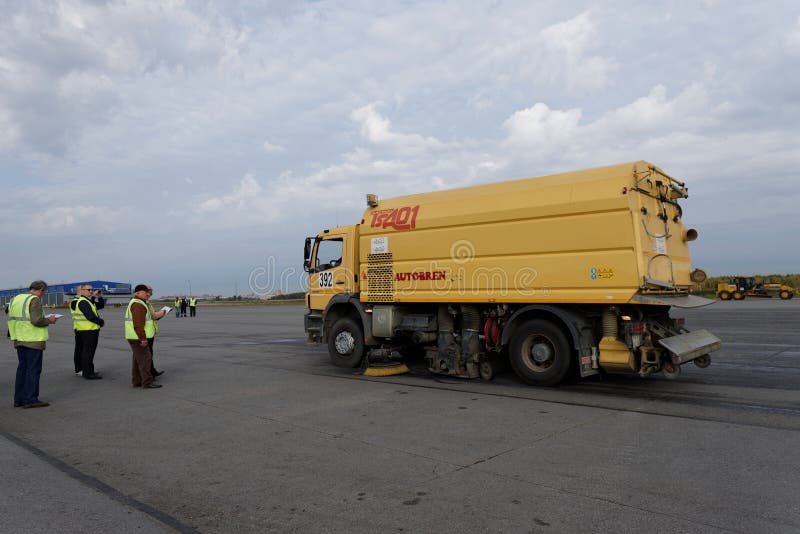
[304,161,720,385]
[717,277,794,300]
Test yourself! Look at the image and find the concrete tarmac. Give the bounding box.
[1,300,799,533]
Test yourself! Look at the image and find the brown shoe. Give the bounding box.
[23,401,50,409]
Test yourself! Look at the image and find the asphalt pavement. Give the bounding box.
[1,300,799,533]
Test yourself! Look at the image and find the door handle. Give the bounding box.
[335,281,345,285]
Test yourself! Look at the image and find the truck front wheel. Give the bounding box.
[328,317,365,368]
[509,319,571,386]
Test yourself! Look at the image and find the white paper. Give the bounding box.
[371,236,388,254]
[159,306,172,313]
[45,313,63,319]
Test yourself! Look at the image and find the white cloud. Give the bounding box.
[0,197,124,237]
[594,84,710,133]
[787,16,800,53]
[503,103,583,148]
[0,107,20,149]
[539,11,616,91]
[193,173,289,228]
[30,205,120,235]
[351,103,445,153]
[262,141,285,153]
[1,2,800,291]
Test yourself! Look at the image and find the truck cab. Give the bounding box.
[303,226,367,363]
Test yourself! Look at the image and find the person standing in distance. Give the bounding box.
[189,296,197,317]
[124,284,162,389]
[70,284,105,379]
[145,285,166,377]
[7,280,58,408]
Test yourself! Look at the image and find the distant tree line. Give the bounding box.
[268,292,305,300]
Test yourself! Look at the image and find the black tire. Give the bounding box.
[327,317,365,368]
[733,291,744,300]
[779,290,790,300]
[479,358,495,381]
[693,354,711,368]
[718,291,730,300]
[509,319,571,386]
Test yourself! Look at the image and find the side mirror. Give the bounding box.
[303,237,313,272]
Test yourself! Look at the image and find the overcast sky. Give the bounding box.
[1,0,799,296]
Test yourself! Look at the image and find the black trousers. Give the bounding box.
[148,338,158,374]
[74,330,100,376]
[189,306,196,317]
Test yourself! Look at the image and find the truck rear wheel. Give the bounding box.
[732,291,744,300]
[328,317,365,368]
[780,290,791,300]
[718,291,730,300]
[509,319,571,386]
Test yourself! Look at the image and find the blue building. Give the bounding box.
[0,280,132,306]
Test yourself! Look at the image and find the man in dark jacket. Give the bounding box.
[70,284,105,379]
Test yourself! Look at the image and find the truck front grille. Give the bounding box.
[367,253,394,302]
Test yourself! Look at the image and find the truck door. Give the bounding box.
[308,233,353,311]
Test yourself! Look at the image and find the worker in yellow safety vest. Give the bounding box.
[144,285,166,377]
[125,284,162,389]
[189,296,197,317]
[70,284,105,379]
[7,280,58,408]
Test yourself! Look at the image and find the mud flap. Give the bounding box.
[578,347,600,377]
[658,329,721,365]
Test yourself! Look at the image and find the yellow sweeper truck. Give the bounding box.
[303,161,720,386]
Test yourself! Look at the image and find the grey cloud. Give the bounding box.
[2,1,800,293]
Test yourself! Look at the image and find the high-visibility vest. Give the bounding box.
[174,299,180,307]
[189,298,196,306]
[148,303,159,335]
[70,296,101,331]
[7,293,49,342]
[124,298,156,340]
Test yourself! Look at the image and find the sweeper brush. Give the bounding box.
[364,362,410,376]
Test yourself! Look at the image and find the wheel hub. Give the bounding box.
[334,331,355,354]
[531,342,554,364]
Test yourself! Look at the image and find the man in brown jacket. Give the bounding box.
[124,284,162,389]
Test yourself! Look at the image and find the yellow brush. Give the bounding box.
[364,363,410,377]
